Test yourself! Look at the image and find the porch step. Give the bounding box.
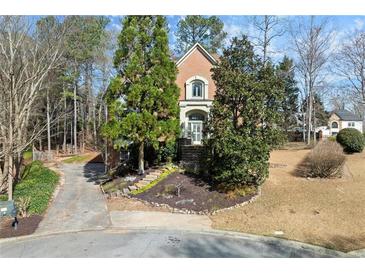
[128,185,138,191]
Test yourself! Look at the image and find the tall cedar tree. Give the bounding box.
[104,16,179,174]
[277,56,299,134]
[175,16,227,55]
[205,36,284,189]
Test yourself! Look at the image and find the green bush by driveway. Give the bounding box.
[336,128,365,153]
[13,161,59,215]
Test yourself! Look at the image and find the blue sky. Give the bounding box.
[109,15,365,53]
[107,16,365,111]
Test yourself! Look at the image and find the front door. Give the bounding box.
[190,122,202,145]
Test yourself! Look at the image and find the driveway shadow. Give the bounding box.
[83,163,108,185]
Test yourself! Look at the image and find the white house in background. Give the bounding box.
[329,109,363,136]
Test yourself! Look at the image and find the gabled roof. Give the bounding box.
[176,42,218,67]
[333,109,362,121]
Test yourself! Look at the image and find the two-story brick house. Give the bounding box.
[175,43,218,145]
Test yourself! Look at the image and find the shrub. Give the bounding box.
[163,184,176,195]
[327,136,336,142]
[15,196,31,217]
[336,128,365,153]
[303,141,346,178]
[205,133,270,190]
[13,161,59,215]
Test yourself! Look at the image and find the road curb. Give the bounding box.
[0,226,355,257]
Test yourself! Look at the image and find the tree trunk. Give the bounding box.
[0,155,9,194]
[47,89,51,154]
[73,81,78,154]
[307,93,313,145]
[138,142,144,175]
[104,104,108,173]
[63,86,67,152]
[70,120,73,153]
[7,154,13,201]
[93,99,97,149]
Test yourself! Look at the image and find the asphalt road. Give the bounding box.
[0,229,349,258]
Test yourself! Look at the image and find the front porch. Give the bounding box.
[179,101,212,145]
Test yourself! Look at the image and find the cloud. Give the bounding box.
[223,23,244,45]
[354,18,364,30]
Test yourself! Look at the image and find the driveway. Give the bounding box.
[0,229,350,258]
[36,163,110,234]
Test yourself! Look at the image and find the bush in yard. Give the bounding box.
[13,161,59,215]
[205,36,284,190]
[336,128,365,153]
[15,196,31,217]
[304,141,345,178]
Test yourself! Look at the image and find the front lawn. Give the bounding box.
[211,148,365,252]
[0,161,59,238]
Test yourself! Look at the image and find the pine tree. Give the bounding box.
[277,56,299,134]
[103,16,179,174]
[205,36,284,189]
[175,16,227,55]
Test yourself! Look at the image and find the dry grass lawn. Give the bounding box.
[211,147,365,252]
[107,197,171,212]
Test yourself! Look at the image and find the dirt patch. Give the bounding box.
[107,197,170,212]
[0,215,43,238]
[211,148,365,252]
[134,172,256,213]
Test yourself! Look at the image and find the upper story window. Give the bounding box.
[192,80,204,98]
[331,122,338,128]
[185,76,208,100]
[348,122,355,127]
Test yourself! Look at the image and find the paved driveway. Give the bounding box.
[36,163,110,234]
[0,229,349,258]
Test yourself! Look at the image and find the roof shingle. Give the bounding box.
[334,109,362,121]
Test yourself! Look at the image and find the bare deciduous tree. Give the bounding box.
[251,15,286,65]
[290,16,334,144]
[0,16,65,199]
[335,31,365,130]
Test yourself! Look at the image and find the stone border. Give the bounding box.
[104,186,261,216]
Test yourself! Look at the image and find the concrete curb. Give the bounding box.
[0,227,108,244]
[0,226,354,257]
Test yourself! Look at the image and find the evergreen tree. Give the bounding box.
[175,16,227,55]
[301,94,329,127]
[277,56,299,133]
[103,16,179,174]
[205,36,284,189]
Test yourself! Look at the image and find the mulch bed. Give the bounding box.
[0,215,43,238]
[135,172,256,212]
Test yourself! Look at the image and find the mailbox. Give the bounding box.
[0,200,18,229]
[0,200,17,217]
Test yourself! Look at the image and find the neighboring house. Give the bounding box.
[176,43,218,145]
[328,109,363,135]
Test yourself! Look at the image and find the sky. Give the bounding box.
[109,15,365,54]
[106,16,365,111]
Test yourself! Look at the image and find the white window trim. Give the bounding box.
[185,75,209,100]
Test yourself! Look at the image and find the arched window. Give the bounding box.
[332,122,338,129]
[192,80,204,98]
[189,113,205,121]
